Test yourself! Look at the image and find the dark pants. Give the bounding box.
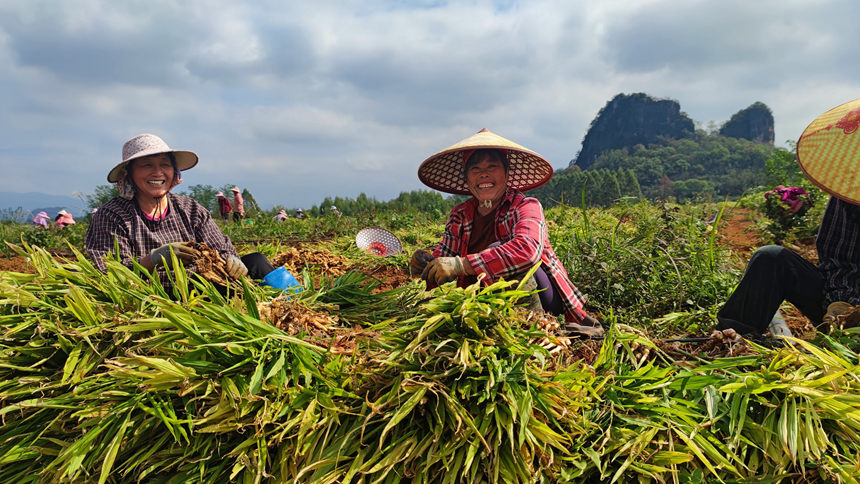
[520,266,565,316]
[534,266,564,315]
[717,245,825,334]
[243,252,275,280]
[214,253,275,296]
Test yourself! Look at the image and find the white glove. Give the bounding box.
[421,256,466,285]
[225,255,249,279]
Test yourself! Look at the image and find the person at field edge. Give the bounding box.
[216,191,232,221]
[717,100,860,339]
[32,211,50,229]
[294,208,306,219]
[231,186,245,222]
[716,197,860,338]
[54,209,76,228]
[274,209,288,222]
[85,133,278,292]
[410,128,603,338]
[330,205,342,218]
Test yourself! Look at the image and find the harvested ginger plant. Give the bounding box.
[271,246,349,278]
[188,241,230,285]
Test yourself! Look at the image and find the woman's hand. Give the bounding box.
[225,255,249,279]
[410,249,434,276]
[421,256,466,285]
[150,242,200,268]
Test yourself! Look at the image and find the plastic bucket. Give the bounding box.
[261,267,302,292]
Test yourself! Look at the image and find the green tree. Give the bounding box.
[241,189,260,218]
[765,142,803,187]
[86,185,119,210]
[180,184,218,213]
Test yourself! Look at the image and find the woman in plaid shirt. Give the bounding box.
[412,129,602,337]
[86,134,276,290]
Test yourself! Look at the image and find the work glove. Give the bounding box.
[564,314,604,339]
[421,256,466,285]
[150,242,200,269]
[225,255,249,279]
[410,249,434,276]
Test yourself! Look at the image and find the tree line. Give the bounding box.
[81,132,786,217]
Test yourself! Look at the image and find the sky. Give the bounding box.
[1,0,859,210]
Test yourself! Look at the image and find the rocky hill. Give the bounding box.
[718,101,774,145]
[572,93,695,170]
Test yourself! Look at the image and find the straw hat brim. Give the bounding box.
[418,129,553,195]
[107,150,198,183]
[797,99,860,204]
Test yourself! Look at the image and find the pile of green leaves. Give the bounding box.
[2,244,860,482]
[547,200,740,334]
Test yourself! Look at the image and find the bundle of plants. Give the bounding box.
[283,273,601,483]
[3,243,860,483]
[562,326,860,482]
[0,244,356,482]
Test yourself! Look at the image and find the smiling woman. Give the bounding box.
[412,128,603,337]
[85,133,278,292]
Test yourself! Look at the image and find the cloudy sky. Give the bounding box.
[1,0,858,210]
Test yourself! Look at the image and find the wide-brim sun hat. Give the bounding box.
[231,186,240,192]
[215,191,225,197]
[418,128,554,195]
[797,99,860,203]
[108,134,198,183]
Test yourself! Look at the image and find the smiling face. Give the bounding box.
[130,153,175,202]
[465,151,508,206]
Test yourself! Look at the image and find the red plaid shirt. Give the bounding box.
[86,194,237,285]
[433,189,589,322]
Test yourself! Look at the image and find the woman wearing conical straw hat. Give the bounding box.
[717,99,860,337]
[412,128,602,337]
[85,133,282,291]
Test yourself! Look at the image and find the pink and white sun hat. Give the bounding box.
[108,134,198,183]
[216,191,225,197]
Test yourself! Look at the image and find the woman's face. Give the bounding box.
[466,155,508,205]
[131,153,174,200]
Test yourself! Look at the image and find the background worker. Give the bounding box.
[85,133,275,290]
[32,211,50,228]
[717,99,860,337]
[54,209,76,228]
[411,128,602,337]
[216,191,232,221]
[231,186,244,222]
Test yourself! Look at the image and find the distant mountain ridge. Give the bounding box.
[571,93,775,169]
[0,191,87,222]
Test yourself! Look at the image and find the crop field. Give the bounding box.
[1,197,859,483]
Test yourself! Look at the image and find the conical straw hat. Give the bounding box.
[418,128,553,195]
[797,99,860,203]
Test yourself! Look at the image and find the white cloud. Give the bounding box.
[1,0,859,206]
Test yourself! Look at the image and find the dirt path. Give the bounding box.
[714,206,818,337]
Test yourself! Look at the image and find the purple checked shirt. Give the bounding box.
[86,194,237,285]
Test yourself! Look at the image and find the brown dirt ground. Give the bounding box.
[0,255,33,273]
